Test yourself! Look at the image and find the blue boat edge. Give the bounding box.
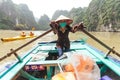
[0,40,120,80]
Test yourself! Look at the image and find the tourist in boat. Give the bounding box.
[49,15,84,57]
[29,32,34,36]
[20,32,26,37]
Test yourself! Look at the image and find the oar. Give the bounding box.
[0,29,52,62]
[78,24,120,57]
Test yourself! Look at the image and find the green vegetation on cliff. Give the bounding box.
[0,0,120,31]
[84,0,120,31]
[0,0,38,30]
[50,0,120,31]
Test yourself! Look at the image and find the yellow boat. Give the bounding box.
[1,35,35,42]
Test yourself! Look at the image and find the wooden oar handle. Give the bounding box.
[79,25,120,58]
[0,29,52,62]
[113,50,120,57]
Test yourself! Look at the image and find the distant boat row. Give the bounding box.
[1,32,36,42]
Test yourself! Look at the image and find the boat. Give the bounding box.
[0,29,120,80]
[1,35,36,42]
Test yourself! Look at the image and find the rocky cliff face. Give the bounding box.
[85,0,120,31]
[0,0,37,30]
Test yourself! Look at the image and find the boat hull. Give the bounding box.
[0,40,120,80]
[1,36,35,42]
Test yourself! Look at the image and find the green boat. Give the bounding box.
[0,29,120,80]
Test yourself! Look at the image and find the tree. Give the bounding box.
[38,14,50,30]
[52,10,69,20]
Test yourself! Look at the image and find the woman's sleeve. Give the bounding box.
[49,21,58,34]
[67,25,77,33]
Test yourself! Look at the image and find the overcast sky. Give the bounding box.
[12,0,92,18]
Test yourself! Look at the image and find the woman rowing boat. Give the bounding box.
[50,15,83,57]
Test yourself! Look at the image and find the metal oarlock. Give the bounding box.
[10,49,22,62]
[104,47,115,58]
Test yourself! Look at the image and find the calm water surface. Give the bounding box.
[0,30,120,64]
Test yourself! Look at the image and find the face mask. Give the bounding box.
[59,22,67,27]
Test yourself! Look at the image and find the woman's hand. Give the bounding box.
[78,22,84,30]
[72,22,84,32]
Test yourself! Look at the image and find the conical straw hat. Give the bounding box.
[55,15,73,24]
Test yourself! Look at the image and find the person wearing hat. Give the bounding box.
[50,15,83,57]
[20,32,26,37]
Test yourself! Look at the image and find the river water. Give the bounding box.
[0,30,120,64]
